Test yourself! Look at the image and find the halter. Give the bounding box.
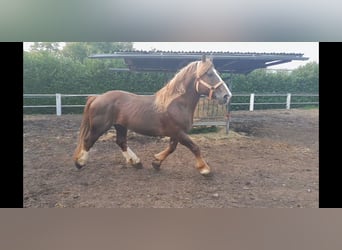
[195,62,224,100]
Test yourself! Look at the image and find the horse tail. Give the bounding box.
[73,96,97,162]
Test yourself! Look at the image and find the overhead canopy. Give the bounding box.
[89,51,309,74]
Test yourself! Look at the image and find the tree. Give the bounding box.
[61,43,89,63]
[30,42,61,53]
[85,42,133,54]
[61,42,133,63]
[290,62,318,93]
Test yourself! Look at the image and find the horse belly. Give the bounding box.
[126,115,163,136]
[108,93,165,136]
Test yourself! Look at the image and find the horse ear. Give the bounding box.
[202,54,206,62]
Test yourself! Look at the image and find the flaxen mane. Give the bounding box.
[154,59,213,112]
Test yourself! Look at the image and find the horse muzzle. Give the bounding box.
[220,94,229,105]
[214,84,232,105]
[216,94,229,105]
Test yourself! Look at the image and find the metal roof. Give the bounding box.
[89,51,309,74]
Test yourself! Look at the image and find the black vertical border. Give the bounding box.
[318,42,341,208]
[0,42,23,207]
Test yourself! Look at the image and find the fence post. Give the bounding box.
[286,93,291,109]
[56,93,62,116]
[249,93,255,111]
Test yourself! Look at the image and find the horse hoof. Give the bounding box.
[75,162,84,169]
[152,161,161,170]
[133,162,143,169]
[202,172,213,177]
[200,168,211,176]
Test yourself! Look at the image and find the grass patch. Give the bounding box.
[300,105,319,110]
[189,126,219,134]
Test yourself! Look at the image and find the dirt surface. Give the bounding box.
[24,109,318,208]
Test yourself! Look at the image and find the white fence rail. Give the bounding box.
[23,93,319,116]
[231,93,319,111]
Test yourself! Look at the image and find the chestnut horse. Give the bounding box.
[73,56,232,175]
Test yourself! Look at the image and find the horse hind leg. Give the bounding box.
[74,119,112,169]
[75,148,88,169]
[75,126,109,168]
[152,137,178,170]
[114,125,142,169]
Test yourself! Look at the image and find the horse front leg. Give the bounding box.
[152,137,178,170]
[114,125,142,169]
[177,131,211,176]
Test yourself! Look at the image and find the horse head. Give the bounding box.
[195,55,232,105]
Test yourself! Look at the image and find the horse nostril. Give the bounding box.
[223,95,228,103]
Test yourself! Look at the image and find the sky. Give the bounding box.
[24,42,318,70]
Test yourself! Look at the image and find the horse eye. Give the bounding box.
[207,72,213,77]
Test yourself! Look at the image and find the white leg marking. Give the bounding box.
[122,147,141,164]
[78,150,89,166]
[200,167,211,175]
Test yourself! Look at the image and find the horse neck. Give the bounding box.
[179,73,201,112]
[155,62,201,113]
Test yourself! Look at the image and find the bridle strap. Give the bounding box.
[195,61,224,100]
[195,79,224,100]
